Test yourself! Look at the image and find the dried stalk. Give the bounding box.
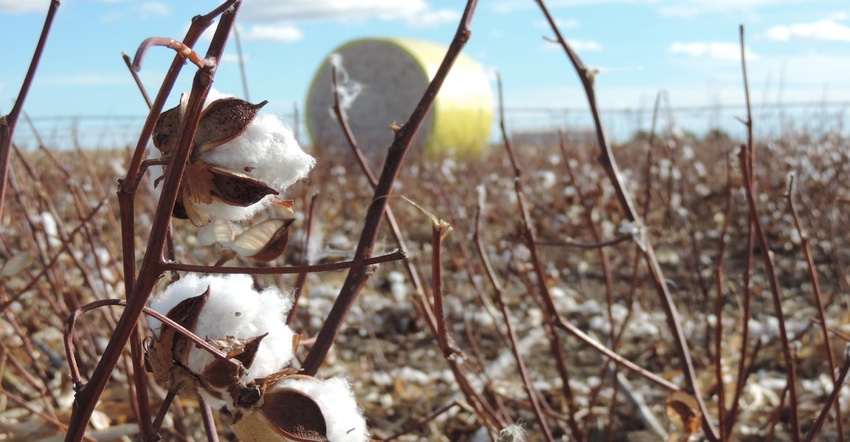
[64,3,241,440]
[735,145,799,440]
[300,0,480,375]
[474,200,561,440]
[534,1,718,439]
[0,0,61,222]
[328,59,430,315]
[786,176,843,439]
[802,345,850,441]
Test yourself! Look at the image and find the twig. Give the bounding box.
[286,193,319,325]
[498,71,575,441]
[133,37,214,71]
[328,58,430,316]
[300,0,480,375]
[534,1,718,439]
[122,52,152,109]
[63,299,234,390]
[0,0,60,225]
[728,24,760,440]
[232,26,250,101]
[787,175,843,439]
[474,197,563,440]
[64,3,241,440]
[736,146,799,441]
[803,345,850,441]
[163,249,405,274]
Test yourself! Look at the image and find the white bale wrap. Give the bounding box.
[306,37,493,166]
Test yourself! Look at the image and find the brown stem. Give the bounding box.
[286,193,319,325]
[736,147,800,440]
[534,2,718,439]
[64,3,241,440]
[802,345,850,441]
[329,59,429,308]
[300,0,480,375]
[786,177,843,439]
[163,249,405,274]
[0,0,60,225]
[122,51,152,109]
[134,37,214,71]
[64,299,234,389]
[474,201,562,440]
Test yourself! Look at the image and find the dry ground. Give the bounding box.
[1,129,850,441]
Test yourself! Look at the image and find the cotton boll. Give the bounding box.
[148,89,315,224]
[200,113,315,194]
[148,274,297,409]
[185,275,295,378]
[275,376,369,442]
[194,113,315,222]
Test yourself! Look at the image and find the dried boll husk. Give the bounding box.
[193,97,268,158]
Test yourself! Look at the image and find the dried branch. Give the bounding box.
[0,0,60,224]
[64,2,242,440]
[300,0,480,375]
[534,1,718,439]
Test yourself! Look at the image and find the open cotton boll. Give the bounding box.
[275,376,369,442]
[148,274,297,409]
[197,113,315,222]
[148,89,315,223]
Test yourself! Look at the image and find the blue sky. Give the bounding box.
[1,0,849,145]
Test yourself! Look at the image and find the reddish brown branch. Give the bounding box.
[0,0,60,224]
[64,2,241,440]
[534,1,718,439]
[300,0,480,375]
[802,345,850,442]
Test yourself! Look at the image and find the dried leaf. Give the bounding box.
[176,163,278,226]
[197,217,235,247]
[271,197,295,212]
[2,251,33,278]
[230,333,267,369]
[209,166,278,207]
[180,162,218,226]
[231,219,294,261]
[665,390,702,436]
[194,98,268,156]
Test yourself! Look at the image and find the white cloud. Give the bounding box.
[569,39,603,52]
[137,1,169,19]
[408,8,460,28]
[766,19,850,42]
[240,24,304,42]
[534,18,580,30]
[221,53,253,64]
[239,0,459,28]
[656,0,798,19]
[0,0,49,13]
[669,42,757,61]
[489,0,805,20]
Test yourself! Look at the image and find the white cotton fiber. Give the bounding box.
[276,376,369,442]
[149,89,315,223]
[148,274,296,409]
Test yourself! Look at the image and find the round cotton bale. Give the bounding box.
[305,37,493,167]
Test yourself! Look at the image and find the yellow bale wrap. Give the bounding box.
[306,37,493,166]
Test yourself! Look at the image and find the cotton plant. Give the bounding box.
[145,92,369,441]
[146,274,369,442]
[150,89,315,227]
